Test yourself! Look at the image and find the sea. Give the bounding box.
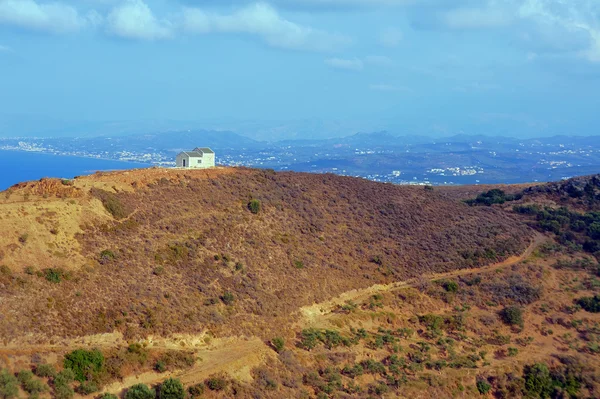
[0,150,150,191]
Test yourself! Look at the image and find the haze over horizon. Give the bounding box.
[1,0,600,140]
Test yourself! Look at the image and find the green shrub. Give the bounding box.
[205,376,228,391]
[476,379,491,395]
[508,347,519,357]
[63,349,104,382]
[577,295,600,312]
[99,250,116,263]
[44,268,63,283]
[442,280,459,293]
[21,375,46,394]
[220,291,234,305]
[293,260,304,269]
[466,189,521,206]
[298,329,321,350]
[17,370,33,385]
[187,384,204,398]
[158,378,184,399]
[34,364,56,378]
[53,382,74,399]
[523,363,553,398]
[91,189,130,220]
[155,360,167,373]
[77,381,98,395]
[54,369,75,386]
[100,394,118,399]
[271,337,285,353]
[0,369,19,399]
[248,199,261,214]
[125,384,155,399]
[500,306,524,327]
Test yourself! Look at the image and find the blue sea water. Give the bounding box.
[0,150,150,191]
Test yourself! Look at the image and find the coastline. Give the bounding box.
[0,147,156,166]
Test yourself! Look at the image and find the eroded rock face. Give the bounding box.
[8,178,83,199]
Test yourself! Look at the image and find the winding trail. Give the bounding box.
[299,232,547,327]
[0,232,546,393]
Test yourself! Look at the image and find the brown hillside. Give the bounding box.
[0,167,532,342]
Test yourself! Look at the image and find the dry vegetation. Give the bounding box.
[0,168,530,341]
[1,169,600,398]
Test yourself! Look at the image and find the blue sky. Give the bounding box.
[1,0,599,139]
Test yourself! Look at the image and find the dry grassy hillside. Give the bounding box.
[3,170,600,399]
[0,167,531,341]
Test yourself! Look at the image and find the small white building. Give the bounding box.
[176,147,215,169]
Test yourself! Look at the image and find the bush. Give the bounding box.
[77,381,98,395]
[63,349,104,382]
[248,199,261,214]
[44,268,63,283]
[155,360,167,373]
[205,376,228,391]
[91,188,130,220]
[54,382,74,399]
[220,291,234,305]
[125,384,155,399]
[577,295,600,312]
[0,369,19,399]
[476,379,491,395]
[523,363,553,398]
[442,280,459,293]
[18,371,46,395]
[158,378,184,399]
[100,394,118,399]
[500,306,524,328]
[17,370,34,385]
[298,329,321,350]
[272,337,285,353]
[99,250,116,263]
[187,384,204,398]
[34,364,56,378]
[19,233,29,244]
[467,189,521,206]
[54,369,75,386]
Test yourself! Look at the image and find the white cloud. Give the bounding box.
[378,27,402,47]
[325,57,364,71]
[107,0,173,40]
[517,0,600,63]
[0,0,88,33]
[182,3,349,52]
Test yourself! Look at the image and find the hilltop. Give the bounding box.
[0,167,530,341]
[1,169,599,399]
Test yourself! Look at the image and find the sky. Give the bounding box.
[1,0,600,139]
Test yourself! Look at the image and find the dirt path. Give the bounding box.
[0,232,546,393]
[299,232,547,327]
[1,333,272,395]
[101,337,271,394]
